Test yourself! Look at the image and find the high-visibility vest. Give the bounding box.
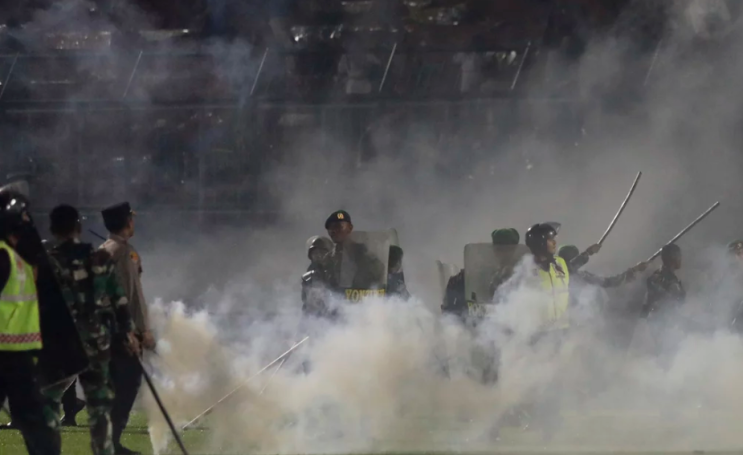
[0,240,42,351]
[536,256,571,329]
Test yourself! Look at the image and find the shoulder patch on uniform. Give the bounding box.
[130,250,139,263]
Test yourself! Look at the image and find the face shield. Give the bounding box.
[309,247,331,264]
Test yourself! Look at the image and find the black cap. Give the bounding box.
[101,202,133,232]
[325,210,352,229]
[49,204,80,235]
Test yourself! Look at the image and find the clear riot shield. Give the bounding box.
[437,260,460,301]
[336,230,390,302]
[464,243,530,305]
[387,228,400,247]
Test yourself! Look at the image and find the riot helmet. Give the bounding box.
[525,223,558,257]
[0,190,32,240]
[307,235,334,263]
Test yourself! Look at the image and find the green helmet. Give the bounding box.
[491,228,519,245]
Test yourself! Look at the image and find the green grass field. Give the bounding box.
[0,410,209,455]
[3,409,742,455]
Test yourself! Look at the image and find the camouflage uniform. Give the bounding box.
[643,267,685,317]
[575,269,638,289]
[44,240,132,455]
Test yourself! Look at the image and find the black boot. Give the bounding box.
[114,443,141,455]
[60,398,85,427]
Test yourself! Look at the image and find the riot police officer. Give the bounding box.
[301,236,335,318]
[524,223,571,330]
[0,191,61,455]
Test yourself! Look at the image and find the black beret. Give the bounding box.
[101,202,133,227]
[325,210,352,229]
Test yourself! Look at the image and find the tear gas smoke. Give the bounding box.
[9,1,743,453]
[140,253,743,453]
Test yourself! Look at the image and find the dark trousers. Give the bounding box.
[61,378,80,417]
[110,348,142,447]
[0,351,61,455]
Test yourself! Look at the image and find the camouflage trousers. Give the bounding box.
[43,357,115,455]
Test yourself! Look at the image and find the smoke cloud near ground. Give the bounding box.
[142,260,743,454]
[10,0,743,453]
[130,2,743,451]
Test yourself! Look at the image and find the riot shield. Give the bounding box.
[437,260,460,302]
[336,230,390,302]
[464,243,530,305]
[387,228,400,247]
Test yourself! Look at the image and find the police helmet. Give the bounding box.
[307,235,333,261]
[525,223,558,255]
[0,190,32,239]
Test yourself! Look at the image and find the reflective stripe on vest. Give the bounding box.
[0,241,42,351]
[537,256,570,329]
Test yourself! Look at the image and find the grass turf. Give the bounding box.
[2,410,742,455]
[0,410,207,455]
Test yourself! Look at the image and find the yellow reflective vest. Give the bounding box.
[0,241,42,351]
[535,256,570,329]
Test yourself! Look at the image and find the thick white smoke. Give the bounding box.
[9,0,743,452]
[138,249,743,454]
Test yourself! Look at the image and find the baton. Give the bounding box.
[259,356,288,395]
[598,171,642,245]
[646,201,720,262]
[88,229,107,241]
[137,356,190,455]
[181,336,309,430]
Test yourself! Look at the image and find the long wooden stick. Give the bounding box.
[138,357,190,455]
[181,336,308,430]
[598,172,642,245]
[645,202,720,262]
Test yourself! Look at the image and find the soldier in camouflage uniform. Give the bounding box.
[643,243,685,317]
[558,245,647,290]
[43,205,138,455]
